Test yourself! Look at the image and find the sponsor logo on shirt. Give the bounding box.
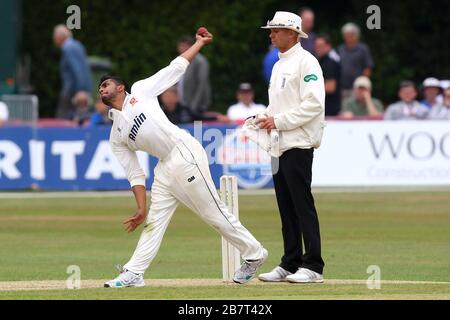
[129,97,138,106]
[128,113,147,141]
[304,74,318,82]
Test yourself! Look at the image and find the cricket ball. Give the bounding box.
[197,27,208,36]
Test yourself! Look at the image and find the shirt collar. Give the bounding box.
[122,93,131,109]
[278,43,301,59]
[61,37,74,49]
[108,109,115,120]
[239,102,255,108]
[107,93,131,120]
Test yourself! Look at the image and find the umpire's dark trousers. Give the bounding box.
[272,147,324,275]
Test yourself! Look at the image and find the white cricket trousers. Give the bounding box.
[124,137,265,274]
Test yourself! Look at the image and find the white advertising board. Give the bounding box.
[312,121,450,186]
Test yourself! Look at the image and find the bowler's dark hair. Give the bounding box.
[99,75,130,92]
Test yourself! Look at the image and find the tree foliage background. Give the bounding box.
[22,0,449,117]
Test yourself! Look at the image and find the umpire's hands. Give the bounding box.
[255,116,277,134]
[123,208,147,233]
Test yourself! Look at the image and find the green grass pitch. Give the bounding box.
[0,191,449,299]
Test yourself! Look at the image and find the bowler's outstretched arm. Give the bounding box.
[131,32,213,98]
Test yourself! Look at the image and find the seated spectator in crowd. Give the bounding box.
[0,101,9,126]
[315,34,341,116]
[227,83,266,121]
[420,77,443,110]
[160,86,228,124]
[384,81,429,120]
[338,22,374,103]
[440,80,450,91]
[428,87,450,120]
[89,96,112,127]
[340,76,383,118]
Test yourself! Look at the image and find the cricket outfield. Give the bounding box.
[0,190,449,299]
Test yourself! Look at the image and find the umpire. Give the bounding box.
[256,11,326,283]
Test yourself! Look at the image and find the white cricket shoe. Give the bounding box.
[286,267,324,283]
[104,265,145,288]
[258,266,292,282]
[233,248,268,284]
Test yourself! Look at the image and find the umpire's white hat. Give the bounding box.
[261,11,308,38]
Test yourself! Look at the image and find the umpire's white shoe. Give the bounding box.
[286,268,324,283]
[233,248,268,284]
[104,265,145,288]
[258,266,292,282]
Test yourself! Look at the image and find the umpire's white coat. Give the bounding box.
[108,57,264,274]
[243,43,326,157]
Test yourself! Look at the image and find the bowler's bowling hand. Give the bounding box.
[123,208,146,233]
[255,116,276,134]
[196,31,213,45]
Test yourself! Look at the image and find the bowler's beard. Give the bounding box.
[101,91,116,107]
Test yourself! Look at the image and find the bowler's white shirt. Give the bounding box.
[108,57,192,187]
[227,102,266,121]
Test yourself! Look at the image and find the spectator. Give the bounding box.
[440,80,450,91]
[338,22,374,102]
[53,24,92,125]
[227,83,266,121]
[420,77,443,110]
[315,34,341,116]
[176,35,211,113]
[384,81,429,120]
[160,86,227,124]
[0,101,9,126]
[263,45,279,83]
[340,76,383,118]
[89,96,112,127]
[428,87,450,120]
[298,7,316,54]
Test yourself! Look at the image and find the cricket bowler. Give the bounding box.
[99,29,268,288]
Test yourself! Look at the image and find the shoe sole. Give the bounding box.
[286,278,324,283]
[232,275,257,284]
[258,276,290,282]
[104,282,145,288]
